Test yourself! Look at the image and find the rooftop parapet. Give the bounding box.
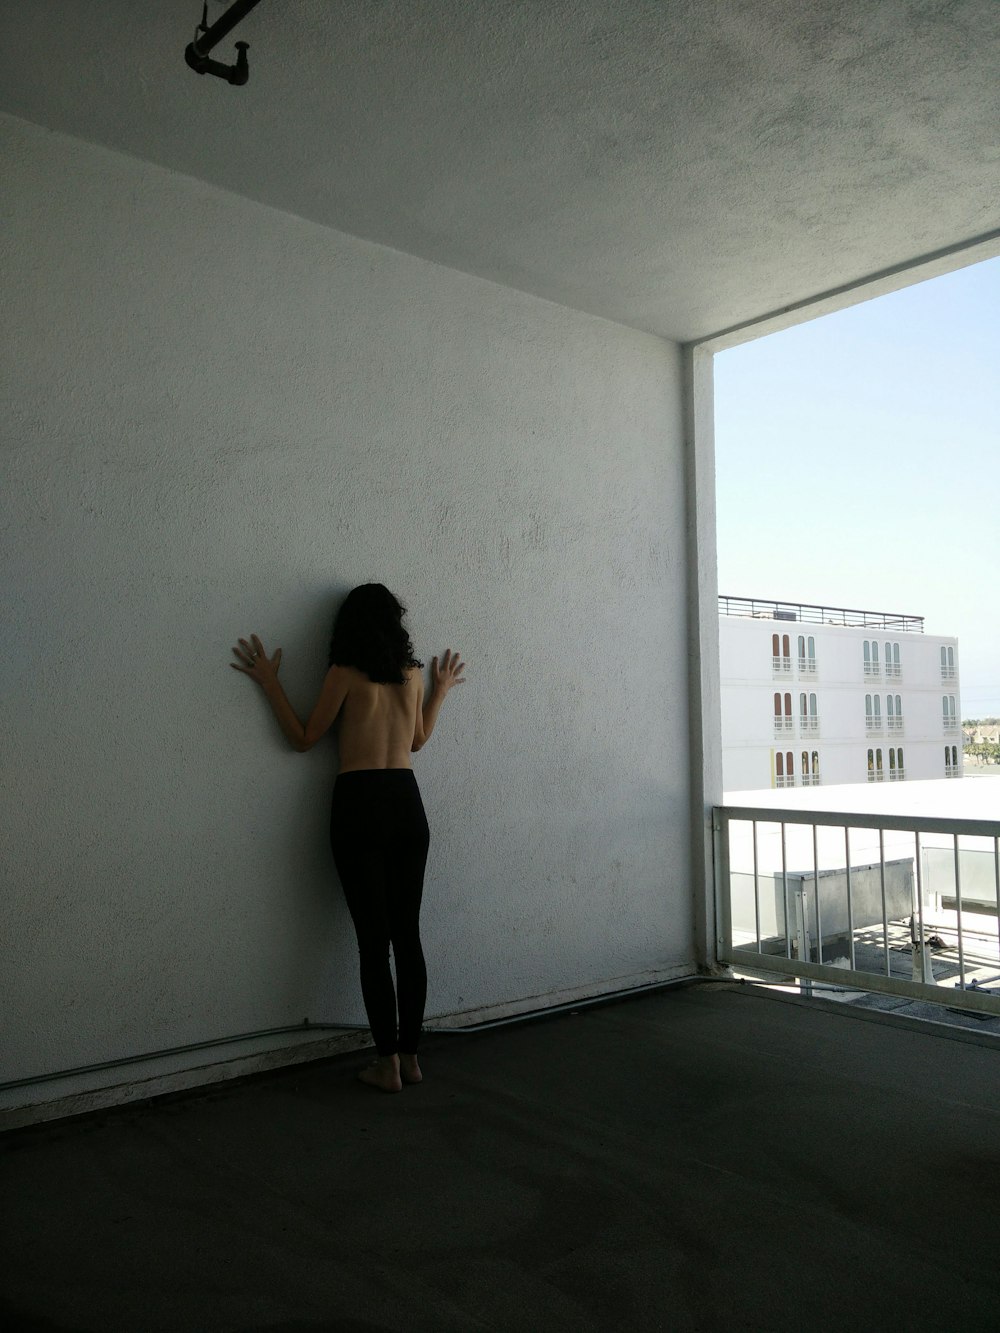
[718,595,924,633]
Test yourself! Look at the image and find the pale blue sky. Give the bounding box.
[714,254,1000,720]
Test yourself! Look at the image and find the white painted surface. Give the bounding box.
[1,117,691,1100]
[1,2,998,342]
[720,613,960,791]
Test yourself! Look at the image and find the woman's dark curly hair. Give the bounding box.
[328,584,422,685]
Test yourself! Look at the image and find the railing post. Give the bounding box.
[752,820,761,954]
[714,810,732,962]
[813,823,822,966]
[954,834,966,989]
[879,828,890,976]
[781,822,790,960]
[844,826,856,970]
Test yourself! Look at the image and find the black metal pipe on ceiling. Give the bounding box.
[191,0,264,57]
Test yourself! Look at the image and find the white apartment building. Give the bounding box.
[720,596,961,792]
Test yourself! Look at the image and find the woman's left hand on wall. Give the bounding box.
[230,634,282,687]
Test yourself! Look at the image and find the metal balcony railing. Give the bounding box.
[799,716,820,734]
[887,717,904,731]
[863,664,881,678]
[719,596,924,633]
[798,657,818,675]
[773,716,794,732]
[714,805,1000,1016]
[941,667,957,680]
[865,717,883,732]
[772,656,792,675]
[885,663,902,679]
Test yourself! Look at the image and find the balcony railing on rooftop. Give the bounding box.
[714,805,1000,1016]
[720,595,924,633]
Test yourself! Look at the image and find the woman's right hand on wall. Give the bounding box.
[432,648,466,694]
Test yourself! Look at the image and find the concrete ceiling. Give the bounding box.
[2,0,998,341]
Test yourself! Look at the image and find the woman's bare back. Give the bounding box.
[335,666,421,772]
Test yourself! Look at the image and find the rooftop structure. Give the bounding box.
[719,595,924,634]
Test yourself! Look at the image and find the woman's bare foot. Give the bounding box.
[357,1055,402,1093]
[399,1054,422,1084]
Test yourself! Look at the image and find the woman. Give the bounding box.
[231,584,465,1093]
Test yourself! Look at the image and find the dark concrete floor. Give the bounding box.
[3,981,1000,1333]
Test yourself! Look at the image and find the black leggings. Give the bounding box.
[329,769,430,1056]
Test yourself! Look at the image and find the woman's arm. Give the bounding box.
[412,648,466,751]
[231,634,350,752]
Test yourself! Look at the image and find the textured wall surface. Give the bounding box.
[1,115,691,1089]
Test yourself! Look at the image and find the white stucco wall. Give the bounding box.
[1,115,692,1102]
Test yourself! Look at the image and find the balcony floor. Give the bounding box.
[3,982,1000,1331]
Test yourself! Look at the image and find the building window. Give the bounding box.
[864,639,884,677]
[897,747,904,780]
[772,633,791,675]
[946,744,960,777]
[885,641,901,678]
[941,645,956,680]
[774,692,792,732]
[876,748,884,781]
[943,695,957,731]
[798,634,817,674]
[866,694,882,732]
[775,749,795,788]
[867,748,875,782]
[798,691,818,734]
[887,693,903,731]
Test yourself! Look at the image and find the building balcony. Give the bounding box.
[865,717,883,732]
[944,721,959,734]
[772,656,792,676]
[887,716,904,731]
[863,664,881,679]
[885,662,902,679]
[941,666,957,680]
[773,716,794,733]
[798,716,820,735]
[797,657,818,676]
